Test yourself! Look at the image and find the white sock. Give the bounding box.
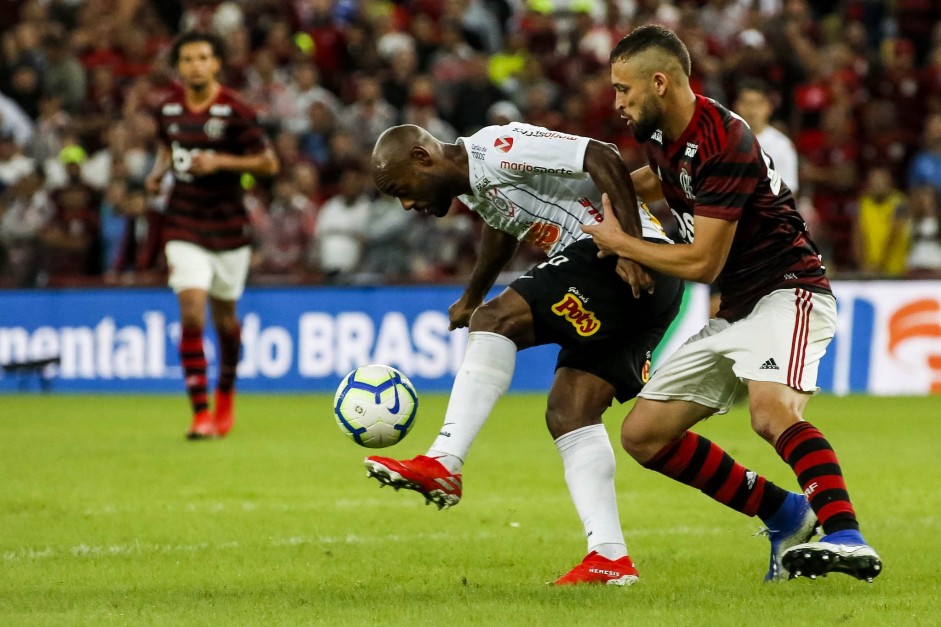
[427,331,516,474]
[555,424,628,560]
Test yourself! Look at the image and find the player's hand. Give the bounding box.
[448,295,482,330]
[580,193,630,258]
[616,258,655,297]
[189,151,219,176]
[144,173,163,195]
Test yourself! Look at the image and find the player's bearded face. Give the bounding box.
[630,94,663,142]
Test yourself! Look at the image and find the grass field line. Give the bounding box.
[1,524,731,564]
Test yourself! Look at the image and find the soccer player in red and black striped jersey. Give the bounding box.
[582,25,882,583]
[147,32,279,439]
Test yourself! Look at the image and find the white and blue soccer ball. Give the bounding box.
[333,364,418,448]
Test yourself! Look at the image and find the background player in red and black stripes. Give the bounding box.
[147,32,279,439]
[582,25,882,582]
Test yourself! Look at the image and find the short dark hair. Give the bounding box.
[737,78,772,98]
[170,31,226,67]
[610,25,691,77]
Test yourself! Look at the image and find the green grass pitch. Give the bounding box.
[0,393,938,626]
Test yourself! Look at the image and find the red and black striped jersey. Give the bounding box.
[645,95,830,321]
[154,85,268,251]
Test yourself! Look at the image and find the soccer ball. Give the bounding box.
[333,364,418,448]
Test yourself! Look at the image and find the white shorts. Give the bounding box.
[165,240,251,301]
[639,288,837,414]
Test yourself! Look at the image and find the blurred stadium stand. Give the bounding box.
[2,0,941,289]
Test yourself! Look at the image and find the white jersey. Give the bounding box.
[458,123,669,257]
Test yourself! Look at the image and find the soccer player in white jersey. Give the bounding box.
[365,123,682,585]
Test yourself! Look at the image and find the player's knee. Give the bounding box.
[545,404,603,440]
[619,417,661,463]
[469,302,516,338]
[749,394,801,443]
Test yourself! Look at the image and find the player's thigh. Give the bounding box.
[208,245,252,301]
[469,287,535,348]
[639,318,747,415]
[725,288,837,393]
[166,240,214,294]
[545,367,616,439]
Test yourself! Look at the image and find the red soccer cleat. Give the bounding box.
[364,454,462,509]
[553,551,640,586]
[214,389,235,437]
[187,409,217,440]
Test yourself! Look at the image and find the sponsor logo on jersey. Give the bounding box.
[510,128,579,141]
[162,103,183,115]
[651,129,663,143]
[475,177,492,192]
[471,144,487,160]
[499,160,574,175]
[641,350,651,383]
[209,104,232,116]
[551,294,600,336]
[204,118,226,140]
[494,136,514,153]
[684,142,699,159]
[167,123,180,135]
[679,168,695,200]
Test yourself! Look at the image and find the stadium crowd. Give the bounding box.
[1,0,941,288]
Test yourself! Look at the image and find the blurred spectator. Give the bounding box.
[447,54,505,135]
[733,78,799,193]
[907,112,941,200]
[0,128,34,188]
[250,176,317,276]
[108,182,163,281]
[0,89,35,146]
[42,34,87,112]
[338,73,397,152]
[0,166,53,286]
[42,173,102,280]
[298,100,335,166]
[311,166,371,280]
[403,93,457,144]
[29,94,71,164]
[290,160,324,206]
[360,192,415,280]
[851,166,910,277]
[278,62,340,135]
[906,186,941,278]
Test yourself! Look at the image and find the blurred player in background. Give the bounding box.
[366,121,683,586]
[147,32,279,439]
[583,25,881,582]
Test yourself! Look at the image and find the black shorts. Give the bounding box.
[510,238,683,403]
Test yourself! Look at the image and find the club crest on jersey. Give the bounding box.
[679,168,695,200]
[494,136,514,153]
[641,351,652,383]
[487,190,515,217]
[204,118,226,140]
[551,294,600,337]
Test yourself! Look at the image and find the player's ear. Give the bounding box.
[411,145,433,166]
[652,72,669,96]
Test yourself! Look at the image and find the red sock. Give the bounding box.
[179,326,208,414]
[775,421,858,534]
[216,323,241,394]
[645,431,787,520]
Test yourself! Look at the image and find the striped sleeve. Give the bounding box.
[694,149,760,222]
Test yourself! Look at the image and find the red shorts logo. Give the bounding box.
[494,136,514,153]
[551,294,600,337]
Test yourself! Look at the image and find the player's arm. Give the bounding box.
[145,144,171,194]
[630,165,664,203]
[583,140,655,296]
[583,195,735,283]
[190,146,280,177]
[583,140,642,236]
[449,224,519,330]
